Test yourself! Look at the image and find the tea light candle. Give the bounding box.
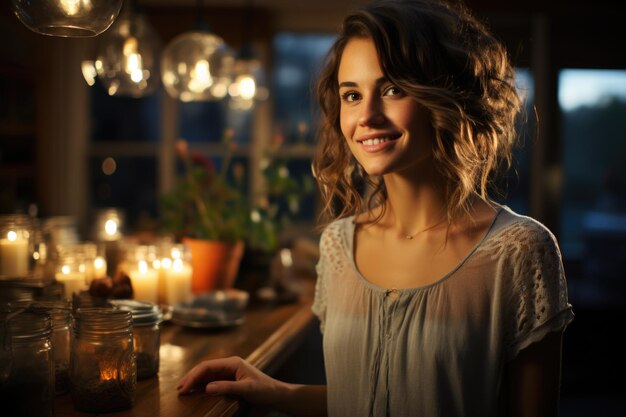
[164,258,192,305]
[0,230,29,276]
[129,260,158,303]
[55,265,87,299]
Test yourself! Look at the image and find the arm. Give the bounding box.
[177,356,327,417]
[503,331,564,417]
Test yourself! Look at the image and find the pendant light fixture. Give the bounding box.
[161,0,234,102]
[229,45,269,111]
[228,0,269,110]
[94,0,162,97]
[11,0,124,37]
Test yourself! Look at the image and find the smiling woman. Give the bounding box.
[177,1,574,417]
[337,37,434,179]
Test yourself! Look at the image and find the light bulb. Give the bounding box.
[11,0,123,37]
[161,31,235,102]
[228,52,269,110]
[95,10,161,97]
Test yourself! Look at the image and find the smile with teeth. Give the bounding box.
[361,137,392,145]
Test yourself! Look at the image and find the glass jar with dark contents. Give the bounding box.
[33,299,72,395]
[110,299,163,379]
[69,307,136,412]
[0,305,54,417]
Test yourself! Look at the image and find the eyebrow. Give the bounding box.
[338,76,389,89]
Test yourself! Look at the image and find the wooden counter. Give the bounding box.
[54,299,316,417]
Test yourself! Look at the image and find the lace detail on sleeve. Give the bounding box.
[312,219,351,333]
[484,219,574,361]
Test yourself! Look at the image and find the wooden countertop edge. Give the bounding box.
[205,300,316,417]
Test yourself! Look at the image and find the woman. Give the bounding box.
[177,1,574,416]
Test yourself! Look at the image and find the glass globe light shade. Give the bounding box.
[228,56,269,111]
[161,31,235,102]
[94,11,161,97]
[11,0,124,37]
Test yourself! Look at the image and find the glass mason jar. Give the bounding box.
[110,300,163,379]
[32,300,72,395]
[70,307,136,413]
[0,214,35,278]
[0,305,54,417]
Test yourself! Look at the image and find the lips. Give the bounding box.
[356,133,401,152]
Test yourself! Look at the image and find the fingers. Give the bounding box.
[205,380,242,396]
[177,356,245,395]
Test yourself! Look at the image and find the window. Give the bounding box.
[559,69,626,305]
[273,33,335,145]
[496,68,534,214]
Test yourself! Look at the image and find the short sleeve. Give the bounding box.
[312,227,330,333]
[501,220,575,361]
[311,218,353,334]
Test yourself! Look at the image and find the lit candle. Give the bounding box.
[157,257,171,305]
[93,256,107,279]
[129,260,158,303]
[164,258,192,305]
[0,230,29,276]
[55,265,87,299]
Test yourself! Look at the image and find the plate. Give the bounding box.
[171,289,249,329]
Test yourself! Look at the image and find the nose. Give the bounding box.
[358,95,385,126]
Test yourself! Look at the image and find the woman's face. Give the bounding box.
[338,37,434,178]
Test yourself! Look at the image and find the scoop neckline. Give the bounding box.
[347,205,505,294]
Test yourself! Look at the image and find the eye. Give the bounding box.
[383,85,403,97]
[341,91,361,102]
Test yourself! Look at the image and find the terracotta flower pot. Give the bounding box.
[183,238,245,294]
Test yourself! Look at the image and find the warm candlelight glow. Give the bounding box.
[0,228,29,276]
[93,256,107,279]
[164,258,192,305]
[99,366,117,381]
[161,257,172,269]
[129,260,158,303]
[105,219,118,237]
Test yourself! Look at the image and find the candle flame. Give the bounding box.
[6,231,17,241]
[94,256,105,269]
[104,219,118,236]
[161,257,172,269]
[100,367,117,381]
[172,258,184,272]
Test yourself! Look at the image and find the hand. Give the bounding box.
[177,356,284,405]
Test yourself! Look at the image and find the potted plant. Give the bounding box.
[159,130,314,294]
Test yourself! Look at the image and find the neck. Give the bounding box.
[381,170,448,238]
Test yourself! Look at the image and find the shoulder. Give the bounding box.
[489,206,561,255]
[319,216,355,251]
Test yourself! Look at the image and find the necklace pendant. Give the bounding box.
[405,235,414,240]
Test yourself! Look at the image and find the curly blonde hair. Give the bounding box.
[312,0,522,225]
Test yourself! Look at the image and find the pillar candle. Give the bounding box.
[164,259,192,305]
[93,256,107,279]
[55,271,87,299]
[129,260,158,303]
[157,257,172,305]
[0,232,29,277]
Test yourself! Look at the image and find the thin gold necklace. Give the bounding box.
[402,217,447,240]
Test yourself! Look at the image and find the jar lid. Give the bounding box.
[1,308,51,341]
[109,300,163,325]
